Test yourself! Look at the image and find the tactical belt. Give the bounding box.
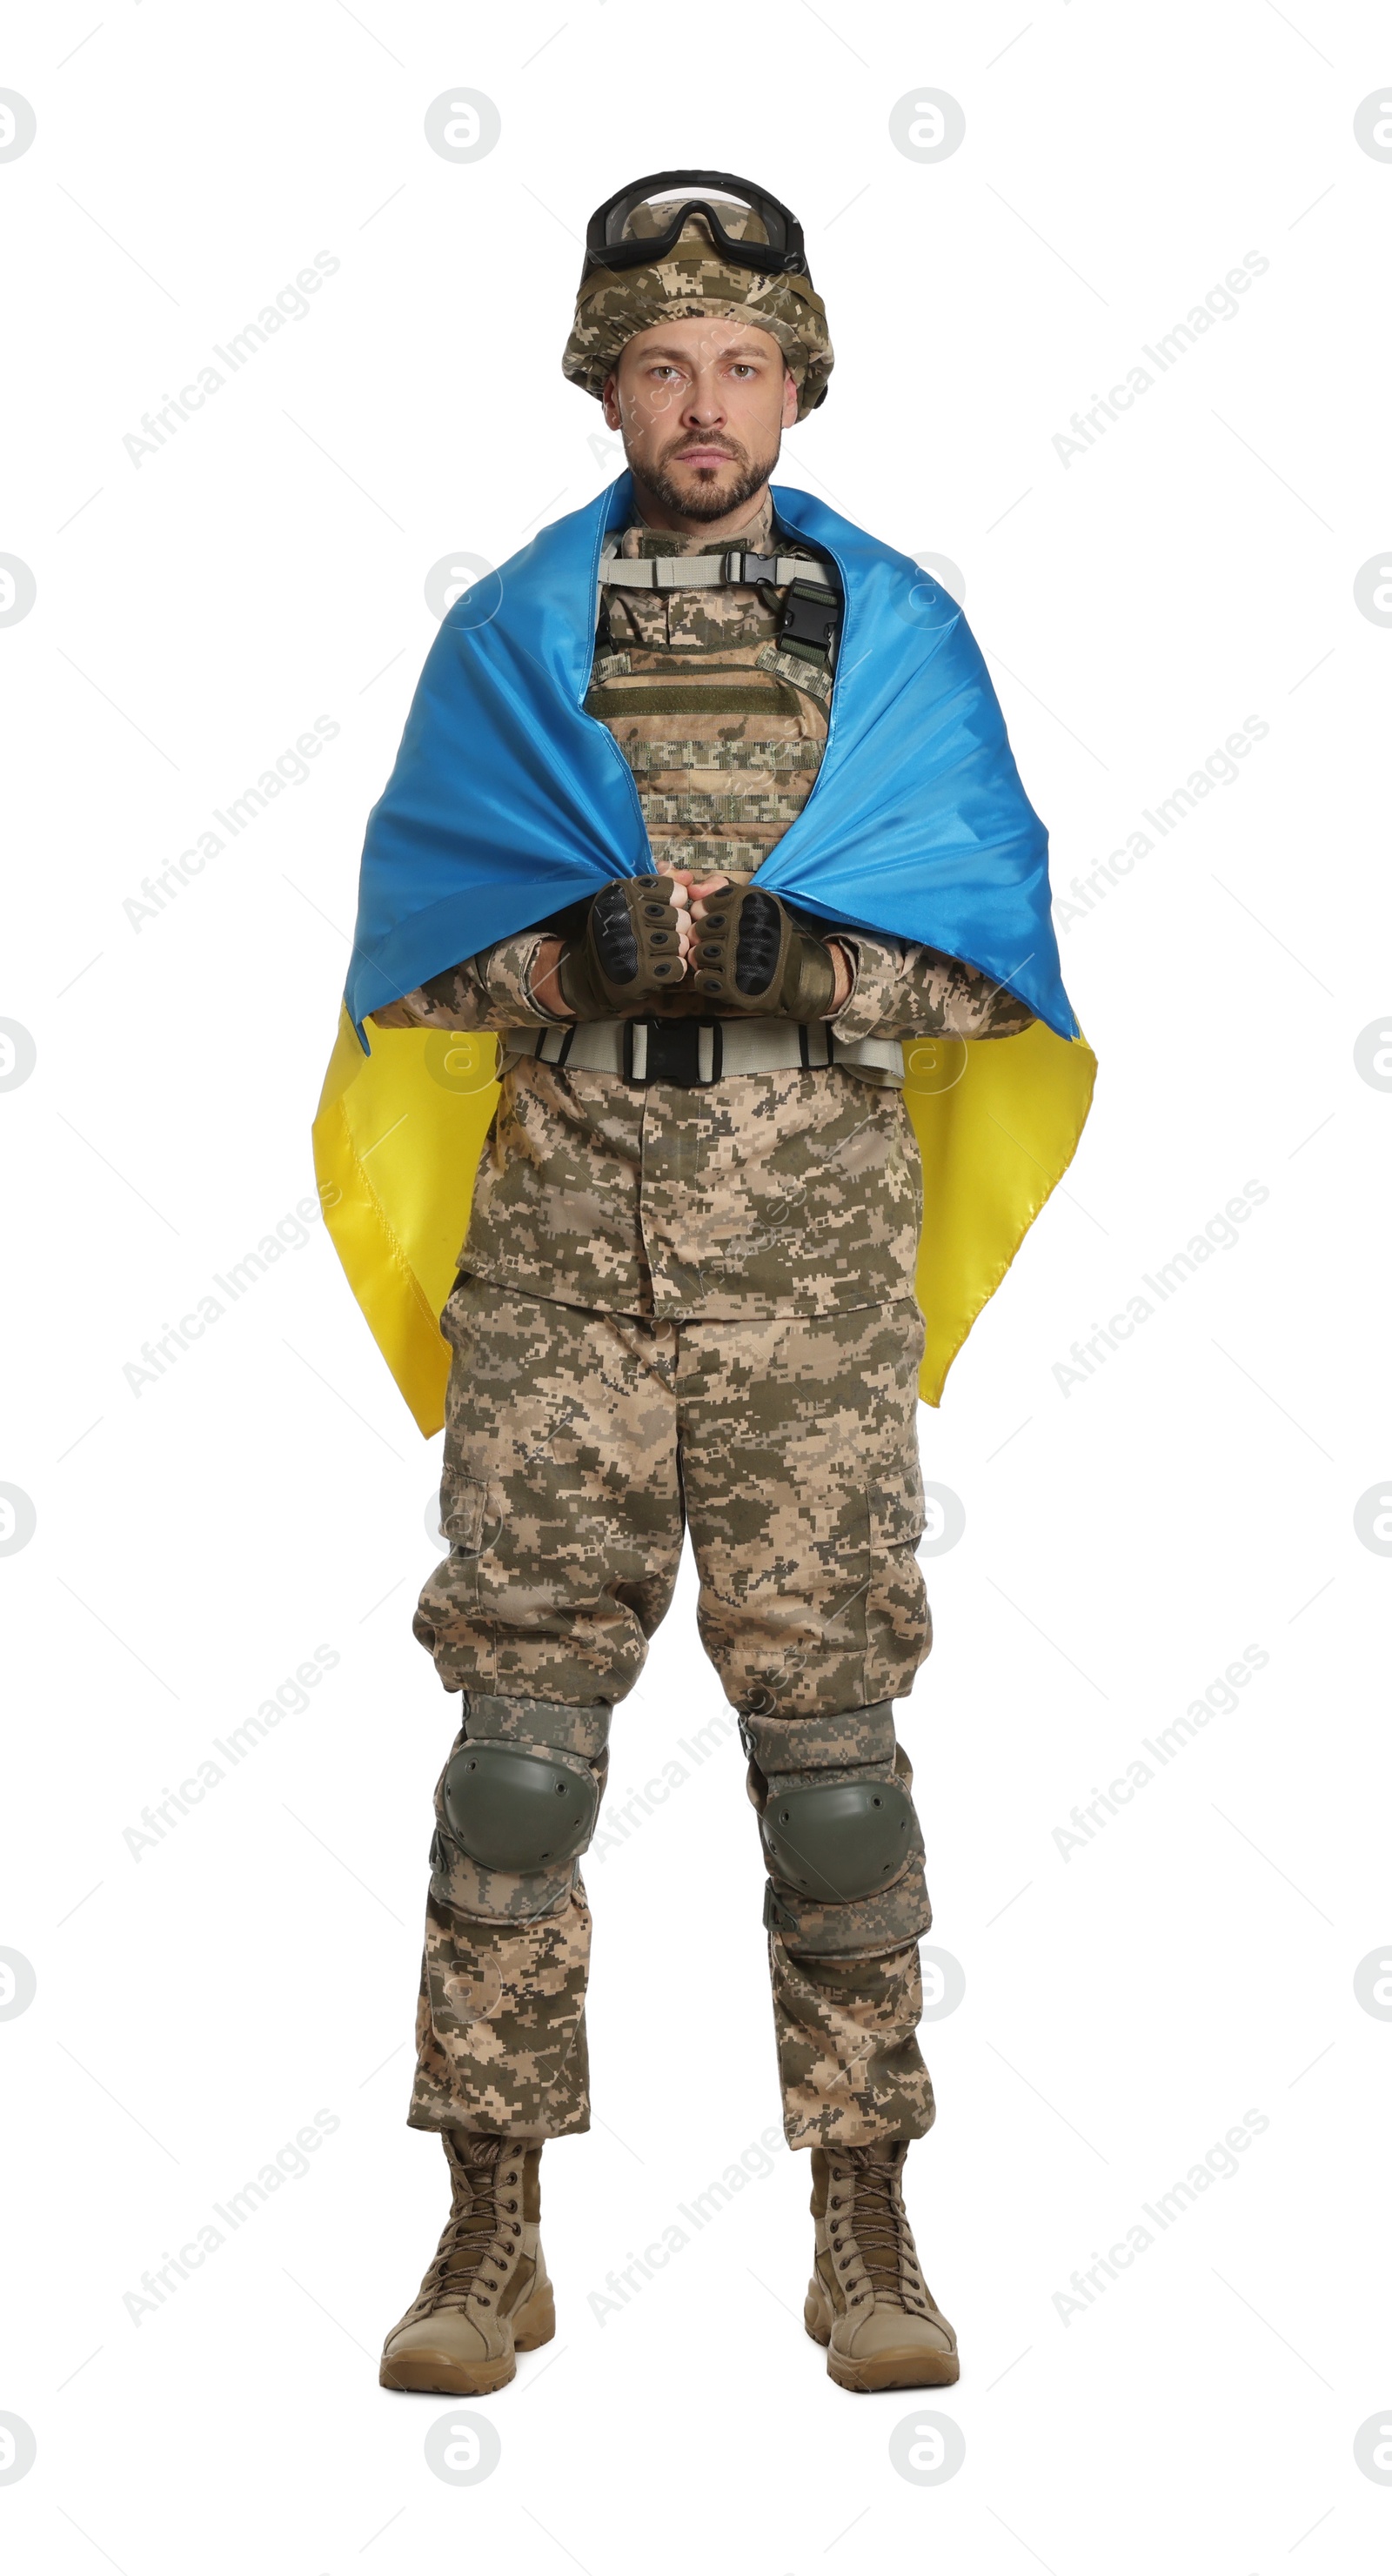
[503,1017,903,1089]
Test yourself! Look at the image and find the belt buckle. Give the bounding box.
[626,1020,719,1087]
[724,548,779,585]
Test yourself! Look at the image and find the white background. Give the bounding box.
[3,1,1390,2568]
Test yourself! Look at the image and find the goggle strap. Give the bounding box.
[585,172,806,281]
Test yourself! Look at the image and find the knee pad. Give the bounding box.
[441,1692,611,1879]
[744,1700,932,1957]
[760,1776,917,1904]
[444,1742,599,1873]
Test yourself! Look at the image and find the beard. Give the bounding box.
[639,431,782,523]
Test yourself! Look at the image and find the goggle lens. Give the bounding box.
[604,189,786,256]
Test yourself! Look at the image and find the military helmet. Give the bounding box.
[562,170,833,419]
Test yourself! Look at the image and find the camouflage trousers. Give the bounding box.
[408,1274,937,2151]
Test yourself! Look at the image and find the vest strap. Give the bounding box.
[599,550,833,592]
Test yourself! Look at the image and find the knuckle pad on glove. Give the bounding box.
[734,889,786,996]
[688,886,791,1013]
[588,878,684,1004]
[592,881,640,985]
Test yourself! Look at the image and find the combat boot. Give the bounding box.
[379,2131,554,2395]
[804,2139,959,2392]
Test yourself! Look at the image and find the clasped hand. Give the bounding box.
[552,864,846,1022]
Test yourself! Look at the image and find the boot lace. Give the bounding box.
[829,2146,917,2301]
[420,2139,520,2314]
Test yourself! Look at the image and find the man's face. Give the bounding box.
[601,318,800,522]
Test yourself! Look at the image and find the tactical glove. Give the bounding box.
[558,877,688,1018]
[686,885,837,1019]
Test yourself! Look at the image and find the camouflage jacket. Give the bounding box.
[385,496,1033,1321]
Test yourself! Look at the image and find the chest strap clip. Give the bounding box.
[776,579,841,664]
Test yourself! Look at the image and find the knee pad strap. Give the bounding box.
[463,1690,612,1763]
[740,1700,896,1784]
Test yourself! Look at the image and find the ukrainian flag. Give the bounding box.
[314,477,1095,1433]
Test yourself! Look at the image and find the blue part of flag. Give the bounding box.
[344,472,1078,1047]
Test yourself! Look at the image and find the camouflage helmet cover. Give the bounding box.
[562,187,833,420]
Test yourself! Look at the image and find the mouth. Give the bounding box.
[671,445,740,470]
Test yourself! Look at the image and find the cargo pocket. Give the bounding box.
[866,1477,933,1700]
[414,1474,502,1682]
[442,1471,491,1555]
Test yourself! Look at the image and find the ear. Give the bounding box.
[781,367,800,428]
[600,371,621,430]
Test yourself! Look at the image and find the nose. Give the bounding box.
[680,364,727,428]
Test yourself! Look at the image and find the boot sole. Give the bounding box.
[378,2279,556,2395]
[804,2284,960,2392]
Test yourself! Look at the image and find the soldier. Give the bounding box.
[363,175,1053,2397]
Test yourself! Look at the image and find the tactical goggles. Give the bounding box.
[582,171,810,282]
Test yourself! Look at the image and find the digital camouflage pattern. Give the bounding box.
[412,1837,593,2137]
[588,496,831,881]
[458,1049,925,1320]
[405,933,552,1034]
[407,1275,935,2146]
[779,1945,935,2148]
[742,1697,901,1784]
[415,1275,931,1709]
[562,211,833,419]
